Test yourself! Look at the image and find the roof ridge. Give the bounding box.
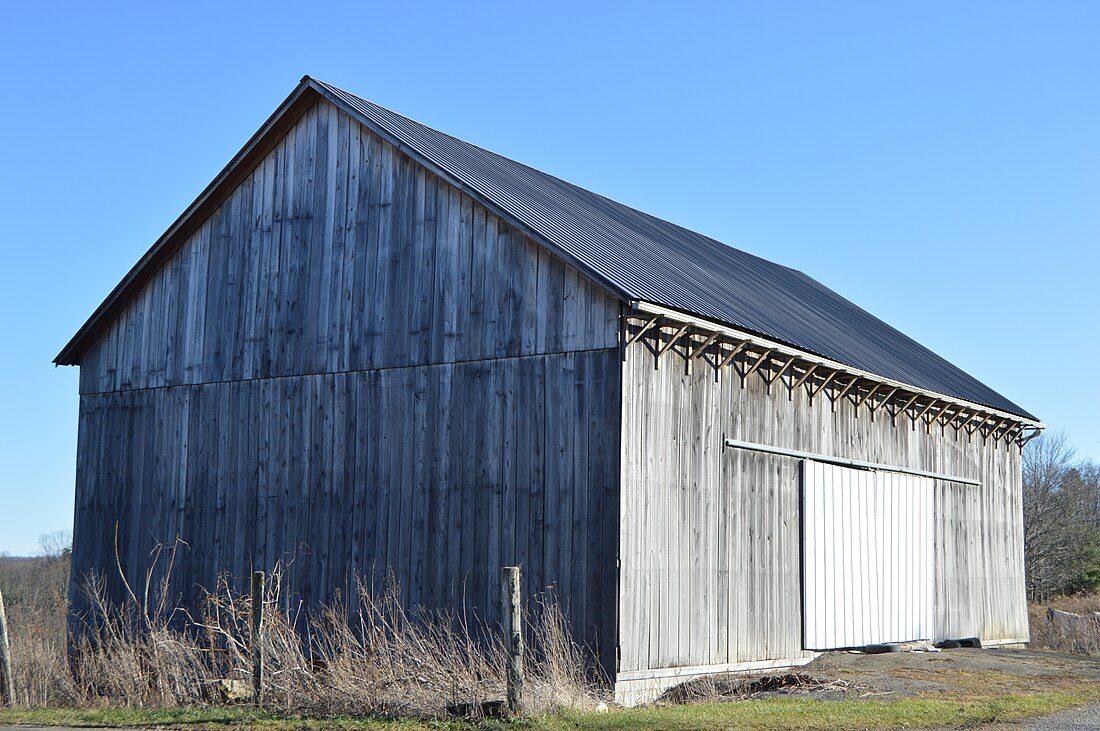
[308,78,1033,420]
[311,80,765,256]
[311,78,575,185]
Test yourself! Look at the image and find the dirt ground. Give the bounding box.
[663,647,1100,703]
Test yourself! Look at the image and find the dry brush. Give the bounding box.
[0,546,604,716]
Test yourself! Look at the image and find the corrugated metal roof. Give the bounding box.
[312,78,1035,420]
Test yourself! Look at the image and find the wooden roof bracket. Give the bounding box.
[686,331,721,375]
[928,401,952,434]
[970,414,992,436]
[741,349,773,388]
[689,332,721,360]
[1017,426,1043,451]
[790,363,819,401]
[626,302,1044,436]
[995,420,1018,444]
[654,324,689,369]
[869,387,898,422]
[766,356,797,396]
[625,316,658,346]
[855,383,883,411]
[892,393,920,427]
[956,411,979,439]
[946,409,966,432]
[984,418,1008,444]
[831,377,860,412]
[912,399,939,431]
[715,341,748,382]
[624,315,663,361]
[809,370,837,406]
[967,415,993,443]
[1003,423,1025,445]
[718,341,748,369]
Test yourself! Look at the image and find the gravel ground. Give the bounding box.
[987,703,1100,730]
[661,646,1100,729]
[803,646,1100,694]
[664,647,1100,703]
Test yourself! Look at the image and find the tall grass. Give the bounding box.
[0,549,603,716]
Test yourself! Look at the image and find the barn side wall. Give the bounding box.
[617,337,1026,689]
[69,99,623,671]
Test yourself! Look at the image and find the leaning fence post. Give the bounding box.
[251,571,265,706]
[501,566,523,715]
[0,584,13,706]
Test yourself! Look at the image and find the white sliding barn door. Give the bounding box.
[802,460,934,650]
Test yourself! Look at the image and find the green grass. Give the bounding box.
[0,692,1087,731]
[537,693,1084,730]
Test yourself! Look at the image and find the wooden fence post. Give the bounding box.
[251,571,265,706]
[0,584,14,706]
[501,566,523,715]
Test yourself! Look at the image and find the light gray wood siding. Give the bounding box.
[76,100,620,395]
[69,99,623,672]
[618,338,1027,675]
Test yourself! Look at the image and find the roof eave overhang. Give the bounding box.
[629,300,1043,437]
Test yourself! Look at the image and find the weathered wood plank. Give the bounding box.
[78,102,619,398]
[618,336,1026,680]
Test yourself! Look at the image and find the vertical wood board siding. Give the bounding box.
[77,100,620,395]
[618,339,1026,675]
[69,97,625,676]
[70,350,621,673]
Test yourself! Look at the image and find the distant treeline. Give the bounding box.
[1023,433,1100,600]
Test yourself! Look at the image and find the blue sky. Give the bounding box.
[1,1,1097,555]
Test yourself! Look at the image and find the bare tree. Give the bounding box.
[1076,462,1100,530]
[38,531,72,563]
[1023,433,1100,600]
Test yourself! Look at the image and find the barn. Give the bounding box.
[56,76,1042,703]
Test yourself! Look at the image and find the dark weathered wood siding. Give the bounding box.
[77,101,620,395]
[70,100,622,669]
[618,338,1027,676]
